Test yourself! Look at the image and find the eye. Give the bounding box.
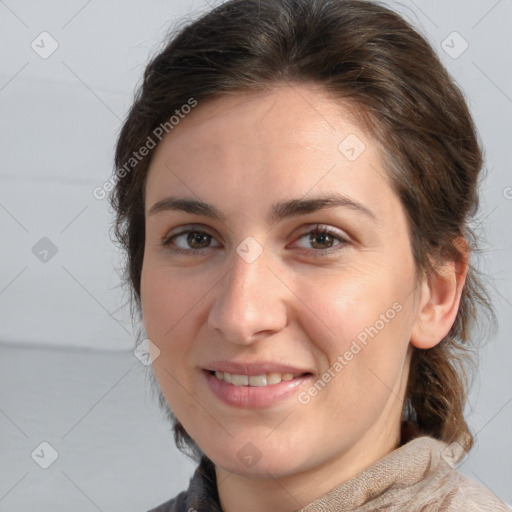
[293,224,349,256]
[162,227,221,254]
[162,224,349,257]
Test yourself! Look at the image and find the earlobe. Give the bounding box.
[410,238,469,350]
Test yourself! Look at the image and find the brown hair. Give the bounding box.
[111,0,493,458]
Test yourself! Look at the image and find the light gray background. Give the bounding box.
[0,0,511,510]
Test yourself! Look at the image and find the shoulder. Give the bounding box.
[144,456,221,512]
[145,490,186,512]
[407,437,510,511]
[429,469,511,511]
[360,434,510,511]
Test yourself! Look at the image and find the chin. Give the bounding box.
[205,442,314,480]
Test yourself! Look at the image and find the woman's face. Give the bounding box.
[141,84,423,479]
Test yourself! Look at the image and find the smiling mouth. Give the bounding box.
[209,370,311,387]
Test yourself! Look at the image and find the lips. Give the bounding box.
[201,360,314,408]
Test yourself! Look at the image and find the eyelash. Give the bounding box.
[161,224,350,258]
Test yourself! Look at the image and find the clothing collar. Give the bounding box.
[181,426,448,512]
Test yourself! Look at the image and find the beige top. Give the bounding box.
[148,435,510,511]
[299,436,509,511]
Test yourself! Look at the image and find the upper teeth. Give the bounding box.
[214,371,300,387]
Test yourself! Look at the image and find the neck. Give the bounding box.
[216,418,402,512]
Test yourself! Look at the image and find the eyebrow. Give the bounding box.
[148,193,377,224]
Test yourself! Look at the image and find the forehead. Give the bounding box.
[145,84,396,221]
[153,84,365,156]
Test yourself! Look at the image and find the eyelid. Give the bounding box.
[293,223,348,241]
[162,224,222,245]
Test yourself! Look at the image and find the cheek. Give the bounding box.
[294,264,415,408]
[298,263,413,356]
[141,263,208,418]
[140,260,206,344]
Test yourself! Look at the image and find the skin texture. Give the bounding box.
[141,83,467,512]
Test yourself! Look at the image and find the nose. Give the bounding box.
[207,248,288,345]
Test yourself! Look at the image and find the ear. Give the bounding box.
[410,238,469,349]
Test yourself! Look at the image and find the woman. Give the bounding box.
[111,0,509,510]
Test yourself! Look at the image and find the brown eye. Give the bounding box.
[309,231,335,249]
[292,225,350,258]
[186,231,212,249]
[163,228,221,253]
